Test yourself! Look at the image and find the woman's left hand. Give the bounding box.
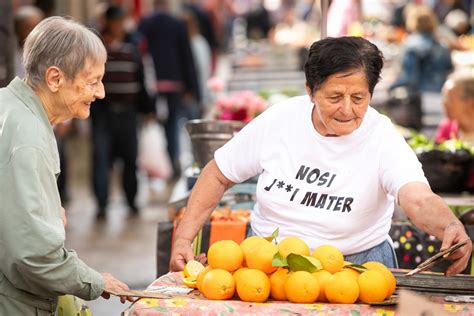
[441,221,472,276]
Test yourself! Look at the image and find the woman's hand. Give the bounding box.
[101,272,134,303]
[399,182,473,276]
[441,221,472,276]
[169,239,196,272]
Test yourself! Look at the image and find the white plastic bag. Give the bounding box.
[138,122,172,179]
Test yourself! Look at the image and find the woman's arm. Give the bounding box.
[398,182,472,276]
[169,159,235,271]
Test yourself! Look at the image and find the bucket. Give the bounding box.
[186,120,245,169]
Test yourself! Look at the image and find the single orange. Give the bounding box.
[311,245,344,274]
[277,236,310,258]
[196,265,212,292]
[325,271,360,304]
[284,271,319,304]
[358,270,389,303]
[236,269,271,303]
[201,269,235,300]
[246,241,279,274]
[208,240,243,272]
[269,268,289,301]
[312,270,332,302]
[362,261,397,299]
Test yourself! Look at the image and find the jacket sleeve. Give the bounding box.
[0,146,104,300]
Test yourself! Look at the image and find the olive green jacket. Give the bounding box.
[0,78,104,315]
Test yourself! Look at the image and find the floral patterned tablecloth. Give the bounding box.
[122,272,472,316]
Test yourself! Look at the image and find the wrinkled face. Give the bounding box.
[56,59,105,120]
[306,70,371,136]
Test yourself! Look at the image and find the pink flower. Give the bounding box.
[214,90,269,122]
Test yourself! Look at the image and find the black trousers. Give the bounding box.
[91,108,138,210]
[160,92,183,175]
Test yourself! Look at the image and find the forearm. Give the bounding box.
[5,240,104,300]
[400,183,461,240]
[173,159,234,242]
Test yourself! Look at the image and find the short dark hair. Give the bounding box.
[304,37,384,95]
[105,5,125,21]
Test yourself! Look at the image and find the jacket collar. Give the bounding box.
[7,77,52,130]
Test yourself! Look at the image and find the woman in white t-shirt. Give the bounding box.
[170,36,471,275]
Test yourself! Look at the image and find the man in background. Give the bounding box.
[138,0,200,179]
[91,5,154,219]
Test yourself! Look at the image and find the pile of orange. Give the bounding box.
[182,237,397,304]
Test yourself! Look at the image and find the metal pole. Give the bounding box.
[0,0,14,87]
[320,0,328,39]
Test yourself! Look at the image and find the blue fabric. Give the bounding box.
[390,32,453,93]
[246,226,398,268]
[345,239,398,268]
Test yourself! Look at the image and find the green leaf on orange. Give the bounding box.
[286,254,321,272]
[344,264,368,273]
[264,227,279,243]
[272,252,288,267]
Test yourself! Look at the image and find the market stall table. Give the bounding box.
[122,272,474,315]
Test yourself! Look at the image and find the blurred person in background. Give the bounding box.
[245,0,272,40]
[390,4,453,93]
[91,5,154,220]
[438,8,472,51]
[203,0,239,52]
[436,71,474,144]
[327,0,362,37]
[182,9,212,119]
[138,0,200,179]
[433,0,471,22]
[0,16,131,315]
[184,0,218,74]
[14,5,44,78]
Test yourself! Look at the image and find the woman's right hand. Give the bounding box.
[101,272,134,303]
[169,238,195,272]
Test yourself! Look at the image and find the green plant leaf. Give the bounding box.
[272,252,288,267]
[303,256,322,270]
[344,264,367,273]
[286,254,321,272]
[264,227,279,243]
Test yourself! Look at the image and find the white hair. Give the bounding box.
[23,16,107,88]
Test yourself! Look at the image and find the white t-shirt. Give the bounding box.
[215,95,428,255]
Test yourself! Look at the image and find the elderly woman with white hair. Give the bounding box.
[0,16,131,315]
